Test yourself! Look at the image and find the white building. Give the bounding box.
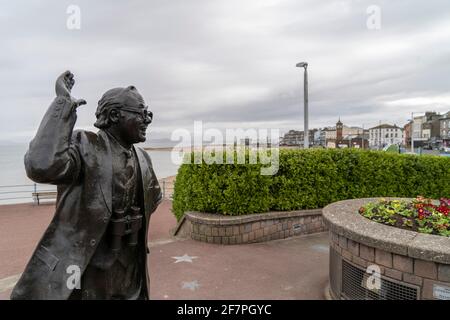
[369,124,403,148]
[412,115,427,143]
[346,126,365,136]
[440,112,450,147]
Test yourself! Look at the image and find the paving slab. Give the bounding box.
[149,233,329,300]
[0,201,329,300]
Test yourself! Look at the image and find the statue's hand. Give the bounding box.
[55,70,87,108]
[55,70,74,98]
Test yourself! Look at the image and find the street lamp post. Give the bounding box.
[296,62,309,149]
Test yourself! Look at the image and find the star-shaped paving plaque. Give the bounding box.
[172,254,198,263]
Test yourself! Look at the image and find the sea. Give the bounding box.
[0,143,181,204]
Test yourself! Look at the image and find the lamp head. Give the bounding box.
[296,62,308,68]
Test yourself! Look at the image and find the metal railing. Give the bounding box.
[0,178,175,203]
[0,184,56,202]
[160,179,174,200]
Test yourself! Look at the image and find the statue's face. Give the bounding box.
[115,101,152,145]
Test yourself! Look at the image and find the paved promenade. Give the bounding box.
[0,200,329,300]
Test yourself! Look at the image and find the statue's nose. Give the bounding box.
[144,111,153,124]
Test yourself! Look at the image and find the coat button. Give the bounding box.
[90,239,96,246]
[102,217,108,223]
[56,97,66,104]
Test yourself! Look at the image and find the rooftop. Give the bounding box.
[369,123,402,130]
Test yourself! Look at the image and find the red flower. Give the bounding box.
[437,204,449,212]
[440,198,450,207]
[437,206,449,216]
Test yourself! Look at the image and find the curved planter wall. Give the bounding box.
[174,209,326,245]
[323,198,450,300]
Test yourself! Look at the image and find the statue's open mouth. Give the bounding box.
[139,127,147,135]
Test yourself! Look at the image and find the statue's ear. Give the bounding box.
[108,109,120,124]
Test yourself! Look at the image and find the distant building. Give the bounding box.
[422,112,442,148]
[280,130,302,146]
[403,121,412,147]
[440,111,450,148]
[319,130,327,146]
[323,126,337,142]
[410,111,447,149]
[280,128,321,147]
[313,129,326,147]
[368,124,403,148]
[322,120,364,147]
[327,119,368,149]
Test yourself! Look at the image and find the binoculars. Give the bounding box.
[109,206,143,252]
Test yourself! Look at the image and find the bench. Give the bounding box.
[32,191,57,205]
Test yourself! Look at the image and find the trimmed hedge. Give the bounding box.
[172,149,450,221]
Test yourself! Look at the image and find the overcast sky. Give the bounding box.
[1,0,450,144]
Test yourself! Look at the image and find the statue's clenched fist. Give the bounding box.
[55,70,86,109]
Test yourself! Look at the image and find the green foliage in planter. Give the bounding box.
[172,148,450,221]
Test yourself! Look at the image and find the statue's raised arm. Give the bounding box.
[24,71,85,184]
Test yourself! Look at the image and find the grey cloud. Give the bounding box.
[1,0,450,143]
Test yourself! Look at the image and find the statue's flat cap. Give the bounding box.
[97,86,144,111]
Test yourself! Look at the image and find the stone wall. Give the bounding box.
[323,198,450,300]
[329,230,450,299]
[174,209,326,245]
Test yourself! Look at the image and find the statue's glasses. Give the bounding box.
[120,107,153,122]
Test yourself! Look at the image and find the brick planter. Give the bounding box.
[174,209,326,244]
[323,198,450,300]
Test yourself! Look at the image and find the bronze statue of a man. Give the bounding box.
[11,71,162,300]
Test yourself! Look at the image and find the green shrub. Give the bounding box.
[172,148,450,221]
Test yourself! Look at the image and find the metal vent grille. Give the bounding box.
[341,260,418,300]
